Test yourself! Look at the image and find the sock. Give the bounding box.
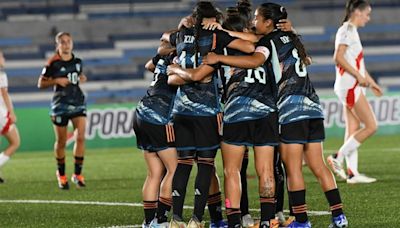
[325,189,343,217]
[56,157,66,176]
[289,190,308,223]
[226,208,241,227]
[157,197,172,223]
[74,156,84,175]
[0,152,10,167]
[172,159,194,220]
[208,192,223,223]
[193,158,214,221]
[143,200,157,224]
[337,136,360,163]
[346,149,359,177]
[274,150,285,213]
[260,197,276,221]
[240,150,249,215]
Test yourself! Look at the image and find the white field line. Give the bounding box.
[0,199,330,216]
[324,148,400,154]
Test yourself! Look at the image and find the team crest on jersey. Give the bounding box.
[280,36,290,44]
[75,64,81,72]
[60,67,66,72]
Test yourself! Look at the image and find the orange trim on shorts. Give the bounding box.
[165,124,175,143]
[217,113,223,136]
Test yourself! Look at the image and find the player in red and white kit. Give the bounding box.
[0,51,20,183]
[327,0,383,184]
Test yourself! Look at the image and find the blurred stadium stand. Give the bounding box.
[0,0,399,107]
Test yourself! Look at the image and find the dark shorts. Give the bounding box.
[132,111,175,152]
[280,118,325,144]
[223,113,279,147]
[51,110,86,127]
[173,114,222,151]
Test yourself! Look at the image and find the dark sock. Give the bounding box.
[74,156,84,175]
[325,188,344,217]
[157,197,172,223]
[172,159,193,220]
[274,149,285,213]
[240,150,249,215]
[208,192,223,223]
[56,157,65,176]
[260,197,276,221]
[193,158,214,221]
[143,200,157,224]
[289,190,308,223]
[226,208,241,228]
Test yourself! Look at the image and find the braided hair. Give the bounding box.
[191,1,219,67]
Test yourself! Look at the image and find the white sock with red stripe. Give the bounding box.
[337,136,360,164]
[346,149,359,176]
[0,152,10,167]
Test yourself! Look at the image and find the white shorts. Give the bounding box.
[334,86,366,109]
[0,108,11,135]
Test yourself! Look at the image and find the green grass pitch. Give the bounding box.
[0,135,399,227]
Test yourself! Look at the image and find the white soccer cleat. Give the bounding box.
[327,155,347,180]
[241,214,255,227]
[347,174,376,184]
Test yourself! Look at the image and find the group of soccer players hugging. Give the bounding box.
[133,1,349,228]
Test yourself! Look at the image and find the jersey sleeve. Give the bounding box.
[0,71,8,88]
[255,36,271,60]
[336,26,353,46]
[41,64,55,78]
[215,30,237,52]
[152,54,162,65]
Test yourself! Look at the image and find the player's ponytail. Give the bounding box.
[223,8,247,32]
[192,1,219,67]
[342,0,370,23]
[258,3,309,68]
[236,0,253,29]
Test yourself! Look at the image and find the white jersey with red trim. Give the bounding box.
[334,22,365,91]
[0,71,8,109]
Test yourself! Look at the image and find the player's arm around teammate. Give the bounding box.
[0,51,20,183]
[38,32,87,190]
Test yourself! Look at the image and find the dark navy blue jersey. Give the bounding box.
[221,48,277,124]
[136,54,178,125]
[257,31,323,124]
[41,54,86,116]
[169,28,236,116]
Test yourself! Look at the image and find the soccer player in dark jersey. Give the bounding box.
[204,3,349,228]
[38,32,87,190]
[133,45,178,227]
[163,1,254,227]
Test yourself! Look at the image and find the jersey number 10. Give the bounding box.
[244,67,266,84]
[67,72,79,84]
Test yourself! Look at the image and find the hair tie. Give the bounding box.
[280,6,285,12]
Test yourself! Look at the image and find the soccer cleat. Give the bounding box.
[56,171,69,190]
[327,155,347,180]
[209,220,228,228]
[275,211,286,226]
[242,214,255,227]
[282,216,296,227]
[149,218,169,228]
[287,220,311,228]
[328,214,348,228]
[269,219,279,228]
[142,220,151,228]
[187,217,204,228]
[169,218,187,228]
[0,177,4,183]
[346,174,376,184]
[71,174,86,187]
